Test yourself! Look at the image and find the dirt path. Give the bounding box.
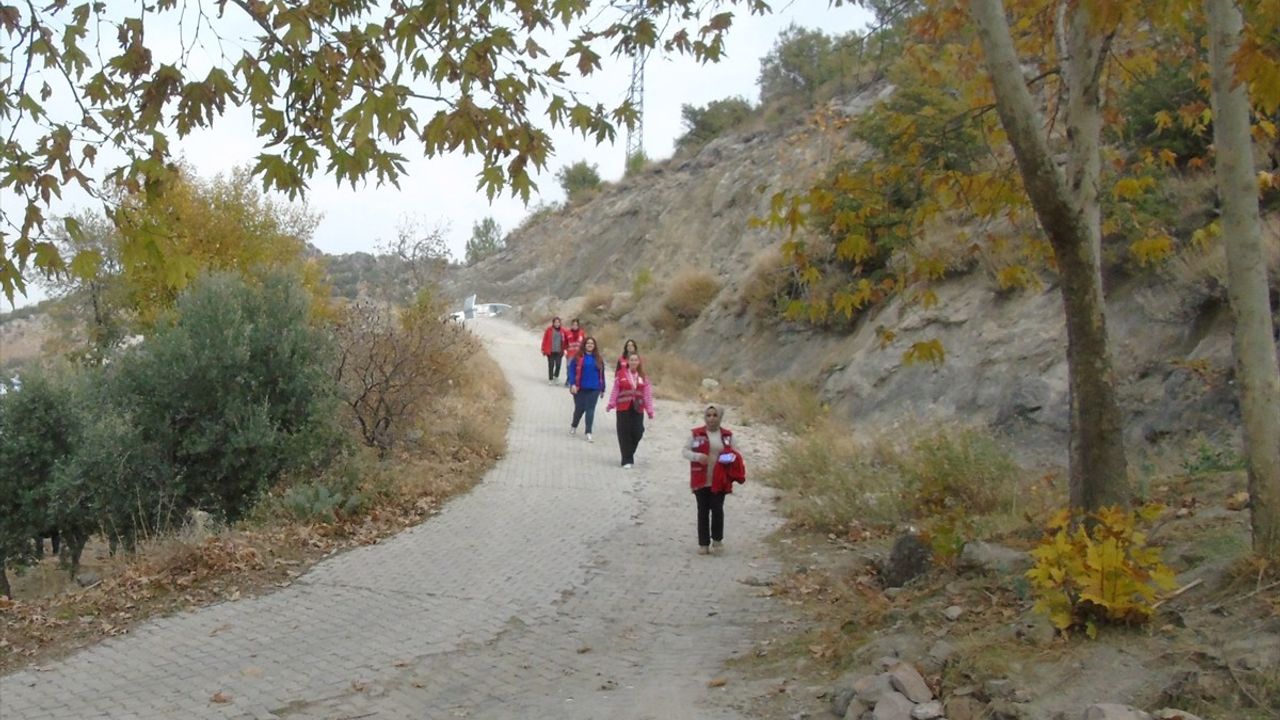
[0,317,785,720]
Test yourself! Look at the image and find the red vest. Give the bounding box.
[689,426,746,493]
[563,328,584,358]
[613,369,646,412]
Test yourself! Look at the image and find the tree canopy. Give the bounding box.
[465,216,504,265]
[0,0,769,303]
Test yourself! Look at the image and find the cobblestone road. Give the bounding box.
[1,318,785,720]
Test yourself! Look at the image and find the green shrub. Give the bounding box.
[1115,61,1212,166]
[625,151,648,177]
[676,97,753,153]
[1181,438,1245,476]
[52,376,174,560]
[279,483,365,523]
[0,370,78,591]
[464,216,504,266]
[556,161,602,204]
[116,272,344,522]
[632,267,654,300]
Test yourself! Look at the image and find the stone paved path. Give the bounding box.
[1,318,784,720]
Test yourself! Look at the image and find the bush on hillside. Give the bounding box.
[581,285,614,316]
[631,267,654,300]
[758,25,872,111]
[464,216,504,266]
[625,151,648,177]
[766,425,906,531]
[738,248,799,320]
[650,271,720,335]
[676,97,754,154]
[1115,61,1212,167]
[557,161,602,204]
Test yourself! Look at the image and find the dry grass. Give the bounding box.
[741,379,827,434]
[765,419,908,532]
[645,350,708,400]
[578,285,615,328]
[650,270,721,336]
[763,419,1026,535]
[889,219,983,279]
[737,248,793,320]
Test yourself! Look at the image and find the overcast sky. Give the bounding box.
[8,2,872,309]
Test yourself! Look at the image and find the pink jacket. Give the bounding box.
[606,368,655,418]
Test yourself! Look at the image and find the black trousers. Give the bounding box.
[546,352,562,380]
[616,406,645,465]
[694,487,726,547]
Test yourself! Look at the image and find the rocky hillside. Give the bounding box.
[446,86,1280,464]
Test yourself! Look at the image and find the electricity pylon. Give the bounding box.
[625,47,647,162]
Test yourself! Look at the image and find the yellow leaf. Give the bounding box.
[1129,235,1174,267]
[1112,177,1154,201]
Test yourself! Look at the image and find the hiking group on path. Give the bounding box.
[541,317,747,555]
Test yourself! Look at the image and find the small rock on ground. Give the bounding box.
[1083,704,1153,720]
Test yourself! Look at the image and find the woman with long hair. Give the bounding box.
[614,338,639,372]
[606,351,654,468]
[568,336,606,442]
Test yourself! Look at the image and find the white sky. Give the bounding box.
[7,2,872,309]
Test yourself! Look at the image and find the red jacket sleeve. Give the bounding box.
[541,327,552,355]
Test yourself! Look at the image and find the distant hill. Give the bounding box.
[443,85,1280,464]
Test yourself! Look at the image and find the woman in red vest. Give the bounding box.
[681,405,746,555]
[561,318,585,387]
[605,351,654,468]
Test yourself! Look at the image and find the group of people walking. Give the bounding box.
[539,317,746,555]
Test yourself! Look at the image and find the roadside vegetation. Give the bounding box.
[0,167,509,672]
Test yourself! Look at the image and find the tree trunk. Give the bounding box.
[969,0,1130,510]
[1063,0,1108,273]
[1206,0,1280,559]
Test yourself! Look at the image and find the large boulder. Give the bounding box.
[872,691,916,720]
[959,541,1033,575]
[887,663,932,703]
